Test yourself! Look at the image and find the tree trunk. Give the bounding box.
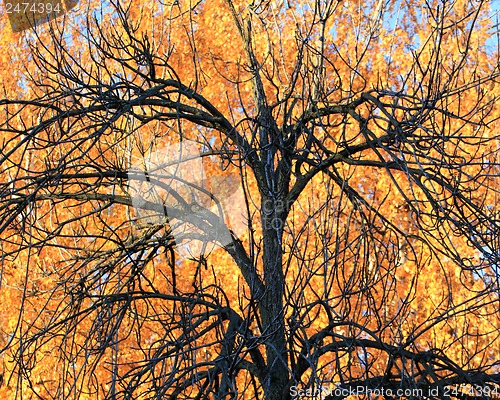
[260,196,288,400]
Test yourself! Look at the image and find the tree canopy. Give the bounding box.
[0,0,500,399]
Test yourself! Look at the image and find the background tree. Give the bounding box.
[1,0,500,399]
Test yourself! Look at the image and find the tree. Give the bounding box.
[1,0,500,398]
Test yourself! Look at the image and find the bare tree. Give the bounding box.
[1,0,500,399]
